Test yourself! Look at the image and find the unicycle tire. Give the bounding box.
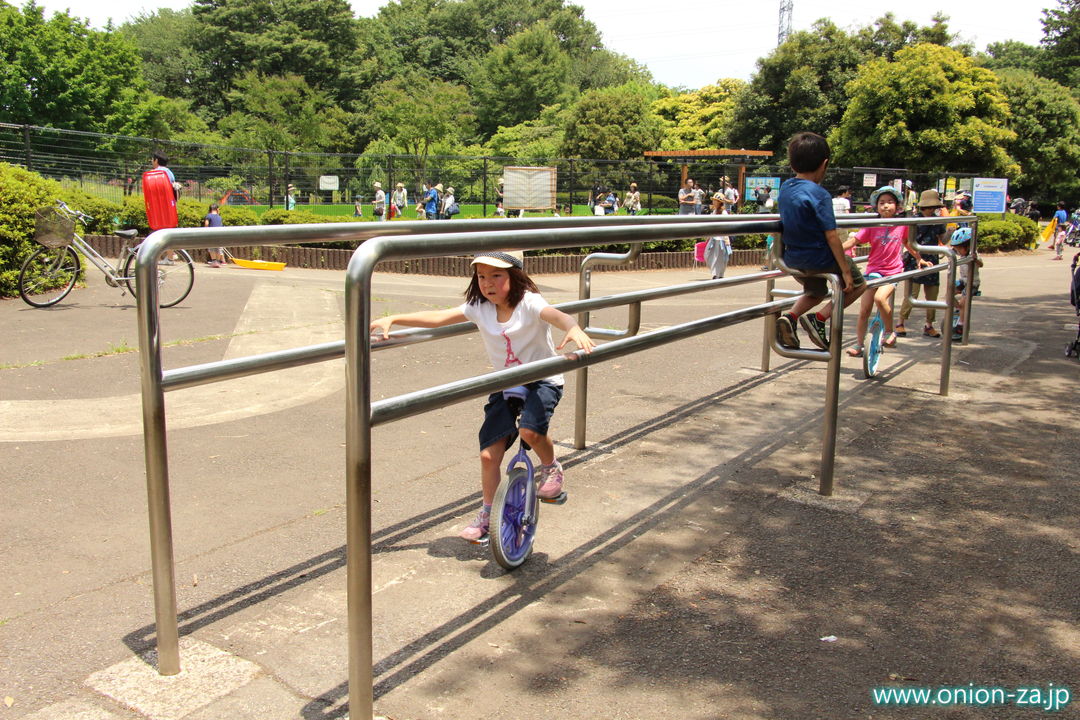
[864,314,884,378]
[490,467,538,570]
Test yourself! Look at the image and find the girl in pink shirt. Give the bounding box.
[843,186,929,357]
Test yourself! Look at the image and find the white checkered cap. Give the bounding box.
[471,251,523,269]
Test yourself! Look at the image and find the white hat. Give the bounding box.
[373,181,382,188]
[471,250,523,269]
[446,186,455,194]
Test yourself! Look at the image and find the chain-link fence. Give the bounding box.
[1,123,979,215]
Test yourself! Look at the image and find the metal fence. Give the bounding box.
[3,123,980,215]
[133,212,975,718]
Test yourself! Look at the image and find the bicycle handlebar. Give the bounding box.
[55,199,94,224]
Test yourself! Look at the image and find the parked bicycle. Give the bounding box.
[18,201,194,308]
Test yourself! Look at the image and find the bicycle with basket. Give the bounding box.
[18,201,195,308]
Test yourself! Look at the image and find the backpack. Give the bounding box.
[446,202,460,216]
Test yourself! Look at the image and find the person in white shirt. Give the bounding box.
[369,250,594,543]
[373,181,386,221]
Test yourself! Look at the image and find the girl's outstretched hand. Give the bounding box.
[370,316,395,339]
[557,325,595,354]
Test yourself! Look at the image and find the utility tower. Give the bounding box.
[778,0,793,45]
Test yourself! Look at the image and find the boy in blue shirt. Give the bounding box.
[775,132,867,349]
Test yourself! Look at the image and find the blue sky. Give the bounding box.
[35,0,1050,90]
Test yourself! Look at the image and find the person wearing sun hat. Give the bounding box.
[392,182,407,219]
[897,188,947,337]
[369,247,593,543]
[373,181,386,221]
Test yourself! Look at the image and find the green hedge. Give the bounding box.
[0,164,65,296]
[975,212,1038,251]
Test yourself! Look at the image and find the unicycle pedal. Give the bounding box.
[539,491,568,505]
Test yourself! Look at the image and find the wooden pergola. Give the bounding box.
[643,149,775,204]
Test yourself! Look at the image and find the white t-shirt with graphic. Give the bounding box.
[459,292,563,386]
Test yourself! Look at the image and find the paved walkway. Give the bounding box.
[0,252,1077,719]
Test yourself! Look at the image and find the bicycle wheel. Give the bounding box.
[124,248,195,308]
[18,246,81,307]
[863,313,884,378]
[490,467,538,570]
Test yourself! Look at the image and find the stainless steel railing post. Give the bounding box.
[818,273,844,496]
[574,244,642,450]
[940,247,958,396]
[345,245,377,719]
[135,233,180,675]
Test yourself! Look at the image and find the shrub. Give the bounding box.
[259,208,345,225]
[63,192,122,235]
[976,220,1020,251]
[219,206,259,227]
[0,164,67,297]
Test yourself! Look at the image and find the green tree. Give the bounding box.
[218,72,349,152]
[727,14,964,155]
[831,44,1016,174]
[726,19,868,153]
[0,2,145,131]
[120,9,205,105]
[471,25,575,137]
[997,68,1080,200]
[368,73,475,181]
[981,40,1045,73]
[485,104,569,158]
[561,85,664,160]
[1039,0,1080,87]
[191,0,359,119]
[651,79,744,150]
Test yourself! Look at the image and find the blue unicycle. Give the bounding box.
[487,388,567,570]
[863,309,884,378]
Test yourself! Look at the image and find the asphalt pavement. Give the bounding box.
[1,250,1077,719]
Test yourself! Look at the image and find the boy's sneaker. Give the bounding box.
[775,313,800,349]
[537,461,564,499]
[460,509,490,541]
[799,314,830,350]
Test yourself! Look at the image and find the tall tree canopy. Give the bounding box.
[651,79,744,150]
[0,1,145,131]
[1039,0,1080,86]
[561,85,663,160]
[831,44,1016,174]
[726,14,963,156]
[997,68,1080,198]
[190,0,359,120]
[471,25,575,136]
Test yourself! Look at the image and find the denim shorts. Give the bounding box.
[478,381,563,451]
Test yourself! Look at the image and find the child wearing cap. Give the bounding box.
[369,250,594,542]
[842,186,932,357]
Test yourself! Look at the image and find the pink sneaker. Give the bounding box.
[537,461,564,499]
[460,509,490,541]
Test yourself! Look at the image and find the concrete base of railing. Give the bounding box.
[85,236,864,275]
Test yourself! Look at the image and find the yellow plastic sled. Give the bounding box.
[224,248,286,271]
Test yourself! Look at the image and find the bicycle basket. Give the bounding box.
[33,207,76,249]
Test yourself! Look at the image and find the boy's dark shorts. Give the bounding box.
[791,256,865,298]
[479,380,563,451]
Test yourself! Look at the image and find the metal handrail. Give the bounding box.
[133,211,980,720]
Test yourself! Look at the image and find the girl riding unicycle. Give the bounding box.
[843,186,930,371]
[369,250,594,564]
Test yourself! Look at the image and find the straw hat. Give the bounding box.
[917,189,943,208]
[373,181,382,188]
[471,250,523,269]
[396,182,404,188]
[435,183,444,192]
[446,186,455,194]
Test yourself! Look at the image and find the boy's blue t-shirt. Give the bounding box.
[1055,209,1068,225]
[778,177,837,269]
